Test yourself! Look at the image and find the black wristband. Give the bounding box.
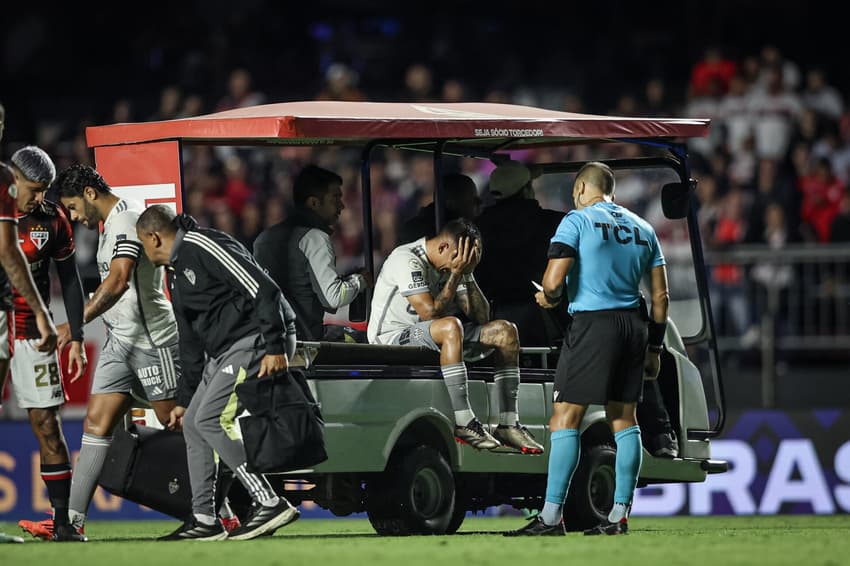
[647,344,663,353]
[648,320,667,347]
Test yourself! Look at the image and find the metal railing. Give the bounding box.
[704,243,850,406]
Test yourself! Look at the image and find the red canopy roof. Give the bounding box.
[86,101,710,148]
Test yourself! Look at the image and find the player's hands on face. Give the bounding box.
[448,237,466,274]
[643,350,661,380]
[450,237,476,275]
[35,312,58,353]
[258,353,289,377]
[67,340,87,383]
[168,405,186,431]
[56,322,72,352]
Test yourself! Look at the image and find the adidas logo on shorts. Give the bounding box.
[223,365,234,375]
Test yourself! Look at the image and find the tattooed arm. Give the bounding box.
[83,256,135,323]
[454,239,488,323]
[407,271,464,320]
[456,277,490,324]
[408,237,481,320]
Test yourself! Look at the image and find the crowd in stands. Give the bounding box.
[2,41,849,342]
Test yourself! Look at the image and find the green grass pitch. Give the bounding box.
[3,516,850,566]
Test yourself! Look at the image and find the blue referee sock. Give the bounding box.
[540,428,580,526]
[614,425,643,505]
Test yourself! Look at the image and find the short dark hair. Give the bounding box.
[293,165,342,205]
[576,161,615,195]
[55,164,112,197]
[137,204,177,234]
[438,218,481,245]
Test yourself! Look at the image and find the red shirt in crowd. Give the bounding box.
[799,170,846,242]
[712,217,745,284]
[690,57,737,96]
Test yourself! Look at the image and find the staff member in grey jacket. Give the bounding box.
[136,205,298,542]
[253,165,369,340]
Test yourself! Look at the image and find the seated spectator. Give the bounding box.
[403,63,435,102]
[398,173,481,243]
[799,157,846,242]
[757,45,801,93]
[802,68,844,121]
[368,219,543,454]
[689,46,737,96]
[830,193,850,242]
[316,62,366,102]
[717,74,754,156]
[215,68,265,112]
[148,85,182,122]
[253,165,369,341]
[475,160,566,346]
[748,64,804,161]
[750,201,794,330]
[709,189,752,340]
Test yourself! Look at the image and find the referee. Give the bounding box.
[136,205,299,541]
[506,162,668,536]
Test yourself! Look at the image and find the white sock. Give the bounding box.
[194,513,216,525]
[260,495,280,508]
[454,409,475,426]
[540,501,563,526]
[69,509,86,529]
[494,368,520,424]
[608,502,630,523]
[499,412,518,426]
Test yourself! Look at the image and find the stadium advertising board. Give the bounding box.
[1,410,848,521]
[0,419,333,521]
[634,410,850,515]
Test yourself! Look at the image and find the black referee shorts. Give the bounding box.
[553,309,648,405]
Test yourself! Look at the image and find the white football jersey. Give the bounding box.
[96,199,177,347]
[368,237,463,344]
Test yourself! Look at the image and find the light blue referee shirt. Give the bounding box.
[550,202,665,314]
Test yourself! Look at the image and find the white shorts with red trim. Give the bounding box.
[9,338,65,409]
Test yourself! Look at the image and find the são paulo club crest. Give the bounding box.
[30,226,49,250]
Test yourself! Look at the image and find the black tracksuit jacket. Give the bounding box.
[169,225,295,406]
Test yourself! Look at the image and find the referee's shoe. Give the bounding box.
[503,515,566,537]
[227,499,300,540]
[584,503,631,535]
[584,518,628,535]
